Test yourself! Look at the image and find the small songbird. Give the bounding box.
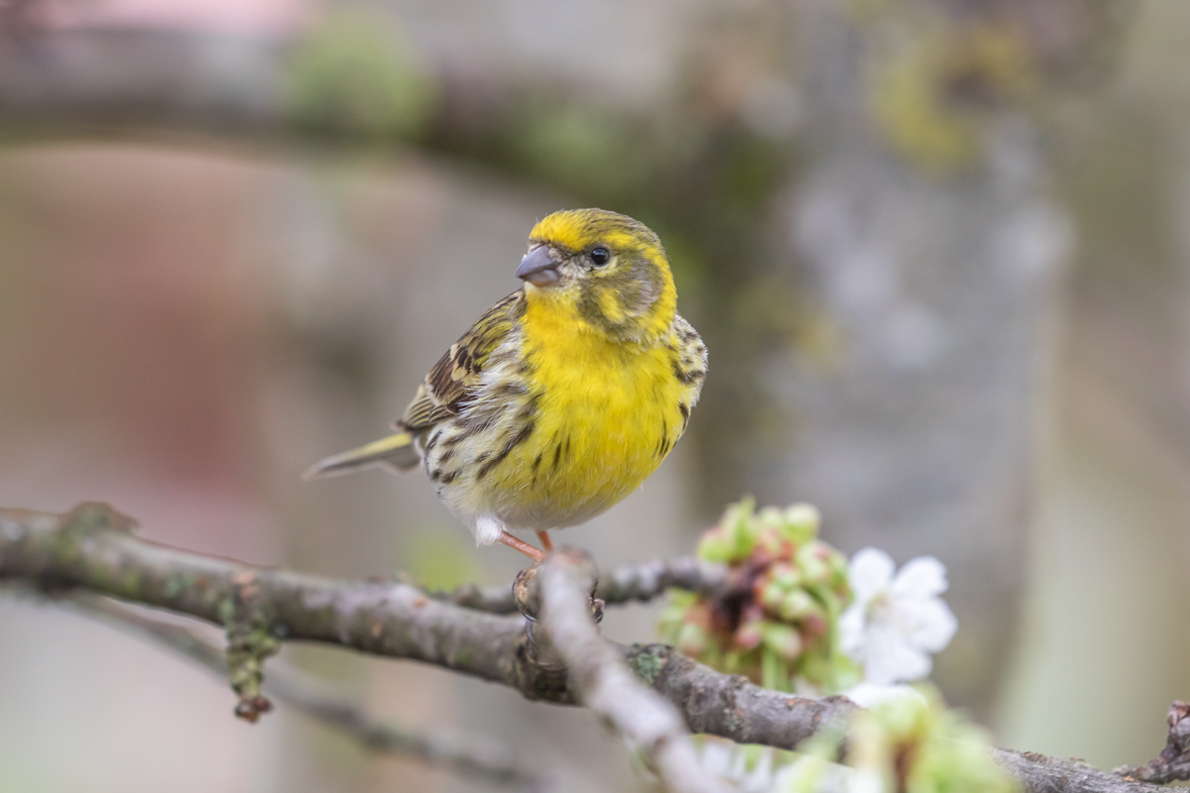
[305,208,707,561]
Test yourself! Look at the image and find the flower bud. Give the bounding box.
[762,623,804,660]
[756,529,788,557]
[778,589,816,621]
[758,580,787,610]
[797,543,831,586]
[799,652,833,686]
[771,562,801,590]
[782,503,821,543]
[734,610,766,650]
[841,685,1014,793]
[800,608,828,640]
[697,530,736,564]
[661,498,855,694]
[676,621,709,656]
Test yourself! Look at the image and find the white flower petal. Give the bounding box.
[848,767,890,793]
[698,740,776,793]
[742,751,775,793]
[862,624,932,685]
[843,548,958,688]
[772,756,816,793]
[838,604,867,658]
[774,756,828,793]
[890,556,947,599]
[898,597,957,653]
[843,682,926,709]
[776,757,855,793]
[727,746,747,780]
[849,547,895,604]
[698,740,734,778]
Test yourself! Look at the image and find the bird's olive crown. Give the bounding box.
[529,208,664,264]
[527,208,677,343]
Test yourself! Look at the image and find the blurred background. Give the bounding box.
[0,0,1187,790]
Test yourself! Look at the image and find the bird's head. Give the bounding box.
[518,208,677,344]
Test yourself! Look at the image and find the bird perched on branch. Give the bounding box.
[305,208,707,561]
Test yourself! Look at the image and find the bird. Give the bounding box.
[304,208,707,562]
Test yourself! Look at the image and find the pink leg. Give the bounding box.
[498,531,544,562]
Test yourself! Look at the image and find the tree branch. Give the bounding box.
[1113,702,1190,784]
[438,555,726,615]
[0,24,617,162]
[65,593,547,790]
[0,27,290,139]
[0,502,1170,793]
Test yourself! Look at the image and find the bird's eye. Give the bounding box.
[590,246,611,266]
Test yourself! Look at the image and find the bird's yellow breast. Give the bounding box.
[481,290,685,527]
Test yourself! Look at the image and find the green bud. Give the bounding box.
[826,554,851,598]
[756,528,787,557]
[778,590,816,621]
[781,503,822,544]
[697,530,735,564]
[762,647,791,691]
[778,754,834,793]
[725,499,760,558]
[734,618,764,650]
[757,506,783,533]
[808,585,842,621]
[822,542,849,572]
[664,497,860,696]
[762,623,804,661]
[797,543,831,586]
[799,651,833,687]
[733,529,757,561]
[758,580,787,610]
[800,609,828,640]
[676,621,709,656]
[848,685,1014,793]
[771,562,801,590]
[721,498,754,534]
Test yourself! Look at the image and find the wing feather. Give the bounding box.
[398,291,526,432]
[670,313,707,410]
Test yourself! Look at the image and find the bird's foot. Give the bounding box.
[536,530,554,552]
[511,545,604,633]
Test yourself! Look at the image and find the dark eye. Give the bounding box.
[590,246,611,266]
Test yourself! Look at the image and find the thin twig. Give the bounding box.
[65,593,547,790]
[437,555,726,615]
[597,555,727,605]
[0,502,1173,793]
[533,548,729,793]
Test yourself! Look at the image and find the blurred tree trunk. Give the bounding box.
[1003,0,1190,763]
[701,0,1077,715]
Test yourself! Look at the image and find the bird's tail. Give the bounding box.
[303,432,421,480]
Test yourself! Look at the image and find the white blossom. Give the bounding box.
[839,548,957,686]
[696,739,777,793]
[774,756,886,793]
[841,682,926,709]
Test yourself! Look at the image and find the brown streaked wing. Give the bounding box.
[670,313,707,405]
[398,290,526,431]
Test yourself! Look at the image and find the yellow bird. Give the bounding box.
[305,208,707,561]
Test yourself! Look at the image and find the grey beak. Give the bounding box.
[517,246,560,287]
